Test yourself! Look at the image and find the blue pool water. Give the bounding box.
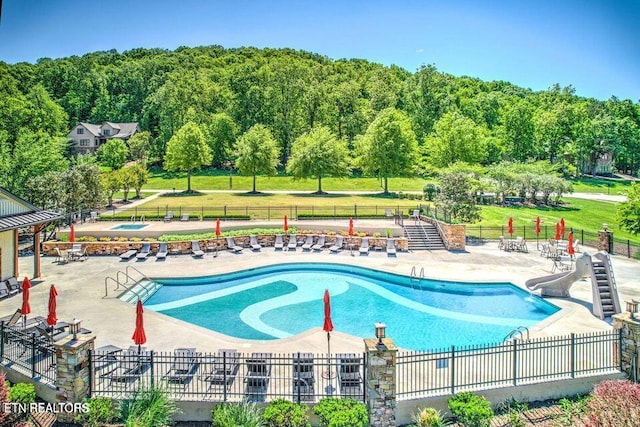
[143,263,559,350]
[109,224,149,231]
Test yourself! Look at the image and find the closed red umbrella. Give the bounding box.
[284,215,289,232]
[507,217,514,237]
[46,285,58,327]
[568,232,575,257]
[131,300,147,353]
[69,223,75,243]
[21,277,31,327]
[323,290,334,376]
[555,222,561,241]
[534,216,542,250]
[560,218,566,239]
[348,218,354,236]
[215,218,221,237]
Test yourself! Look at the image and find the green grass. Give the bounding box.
[569,177,633,195]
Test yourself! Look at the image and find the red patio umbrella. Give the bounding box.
[215,218,221,237]
[21,277,31,327]
[323,289,334,377]
[46,285,58,328]
[283,215,289,232]
[348,218,354,236]
[567,232,575,257]
[560,218,566,239]
[555,222,561,241]
[131,300,147,353]
[534,216,542,250]
[69,223,75,243]
[507,217,514,237]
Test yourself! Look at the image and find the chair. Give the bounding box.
[156,242,168,260]
[386,238,397,255]
[515,237,528,253]
[93,345,123,372]
[1,309,23,326]
[120,249,138,260]
[89,211,98,223]
[102,349,150,384]
[205,349,239,391]
[245,352,272,402]
[301,235,314,251]
[572,239,581,254]
[329,236,344,253]
[0,282,15,300]
[312,235,327,251]
[359,238,370,254]
[385,209,394,219]
[337,353,362,397]
[164,348,199,385]
[274,234,284,250]
[410,209,421,222]
[180,213,190,222]
[287,234,298,251]
[191,241,205,258]
[498,236,506,250]
[292,353,314,401]
[136,243,151,260]
[6,277,20,293]
[226,237,243,253]
[163,211,174,222]
[249,235,262,251]
[54,247,68,264]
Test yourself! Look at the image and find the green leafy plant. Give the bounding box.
[211,401,264,427]
[313,398,368,427]
[496,397,528,427]
[448,392,494,427]
[8,383,36,404]
[75,396,120,427]
[263,398,310,427]
[119,385,179,427]
[556,395,589,426]
[412,407,445,427]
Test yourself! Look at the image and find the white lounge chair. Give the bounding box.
[329,236,344,253]
[136,243,151,260]
[301,235,314,251]
[410,209,420,222]
[386,238,397,255]
[287,234,298,251]
[180,213,190,222]
[164,211,174,222]
[191,241,205,257]
[359,238,370,254]
[156,242,168,260]
[249,235,262,251]
[312,235,327,251]
[226,237,243,253]
[120,249,138,260]
[274,235,284,250]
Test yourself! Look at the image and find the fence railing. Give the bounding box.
[396,330,622,399]
[0,325,56,386]
[90,350,366,403]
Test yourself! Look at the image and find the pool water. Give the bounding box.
[109,224,149,231]
[143,263,559,350]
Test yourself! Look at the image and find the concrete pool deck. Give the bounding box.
[1,235,638,355]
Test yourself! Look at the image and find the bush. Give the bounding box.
[582,380,640,425]
[8,383,35,404]
[75,397,120,427]
[313,398,368,427]
[412,407,444,427]
[423,183,438,201]
[119,385,179,427]
[263,399,310,427]
[448,392,494,427]
[212,401,263,427]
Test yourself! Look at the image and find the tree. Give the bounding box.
[235,124,281,193]
[425,111,487,168]
[356,108,418,194]
[203,113,238,167]
[499,100,537,161]
[617,183,640,235]
[97,139,129,170]
[100,170,123,207]
[163,121,212,193]
[128,164,150,199]
[127,131,152,164]
[436,172,481,223]
[286,126,350,194]
[120,167,134,202]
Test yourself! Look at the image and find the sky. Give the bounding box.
[0,0,638,101]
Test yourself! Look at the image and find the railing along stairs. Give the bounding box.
[410,266,425,288]
[103,266,160,303]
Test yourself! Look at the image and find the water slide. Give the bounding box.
[525,252,592,297]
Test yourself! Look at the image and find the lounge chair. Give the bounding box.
[180,213,189,222]
[226,237,243,253]
[191,241,205,258]
[274,234,284,250]
[163,211,174,222]
[287,234,298,251]
[301,235,314,251]
[164,348,199,385]
[249,235,262,251]
[156,242,168,260]
[136,243,151,260]
[0,309,23,326]
[385,209,394,219]
[359,238,370,254]
[120,249,138,260]
[292,353,314,401]
[206,349,239,391]
[245,352,272,402]
[93,345,123,372]
[329,236,344,253]
[337,353,362,397]
[312,235,327,251]
[0,282,14,300]
[89,211,98,222]
[410,209,421,222]
[386,238,397,255]
[102,350,149,384]
[6,277,20,294]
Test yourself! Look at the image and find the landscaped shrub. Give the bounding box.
[74,396,120,427]
[412,407,444,427]
[211,401,263,427]
[556,395,589,425]
[313,398,368,427]
[496,398,528,427]
[581,379,640,426]
[8,383,35,404]
[119,385,178,427]
[263,398,310,427]
[448,392,494,427]
[423,184,438,201]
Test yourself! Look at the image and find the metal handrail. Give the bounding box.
[503,326,529,342]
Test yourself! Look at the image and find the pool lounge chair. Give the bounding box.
[245,352,272,402]
[164,211,174,222]
[226,237,243,253]
[180,213,189,222]
[359,238,370,254]
[249,235,262,251]
[287,234,298,251]
[337,353,362,397]
[292,353,315,401]
[156,242,168,260]
[102,349,151,384]
[312,235,327,251]
[301,235,314,251]
[329,236,344,253]
[0,309,23,326]
[6,277,20,294]
[136,243,151,260]
[93,345,123,371]
[164,348,199,385]
[206,349,240,391]
[385,209,394,219]
[191,241,205,258]
[120,249,138,260]
[386,238,397,255]
[0,281,19,300]
[410,209,421,222]
[274,234,284,250]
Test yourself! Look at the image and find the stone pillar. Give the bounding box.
[54,334,96,423]
[364,338,397,427]
[613,312,639,380]
[597,229,613,253]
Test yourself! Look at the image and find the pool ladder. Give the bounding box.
[130,215,146,223]
[504,326,530,342]
[410,266,425,281]
[104,265,154,301]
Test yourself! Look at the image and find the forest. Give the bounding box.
[1,44,639,203]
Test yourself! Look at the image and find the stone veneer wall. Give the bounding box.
[613,312,638,380]
[423,217,466,251]
[597,230,613,253]
[364,338,398,427]
[54,334,95,423]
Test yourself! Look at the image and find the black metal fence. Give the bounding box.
[396,330,622,399]
[0,325,56,386]
[90,350,366,403]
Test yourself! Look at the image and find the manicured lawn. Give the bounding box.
[569,177,633,195]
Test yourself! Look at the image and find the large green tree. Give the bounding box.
[286,126,350,194]
[97,138,129,170]
[436,172,481,223]
[425,111,488,168]
[235,124,280,193]
[617,183,640,235]
[164,121,212,193]
[356,108,418,194]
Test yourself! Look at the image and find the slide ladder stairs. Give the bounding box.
[590,252,621,319]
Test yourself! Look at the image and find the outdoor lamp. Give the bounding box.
[375,322,387,348]
[69,318,82,339]
[626,300,639,320]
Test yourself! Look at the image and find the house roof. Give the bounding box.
[78,122,102,136]
[0,187,63,232]
[104,122,138,139]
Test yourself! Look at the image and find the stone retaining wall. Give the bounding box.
[422,217,466,251]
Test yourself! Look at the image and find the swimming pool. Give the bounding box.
[142,263,559,350]
[109,224,150,231]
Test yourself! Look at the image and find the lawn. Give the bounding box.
[569,177,633,195]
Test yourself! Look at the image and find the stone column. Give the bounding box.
[612,312,639,380]
[364,338,397,427]
[597,229,613,253]
[54,333,96,423]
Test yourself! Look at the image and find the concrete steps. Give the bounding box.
[403,223,446,250]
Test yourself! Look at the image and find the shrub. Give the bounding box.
[8,383,35,404]
[423,183,438,201]
[581,380,640,426]
[412,407,444,427]
[75,396,120,427]
[119,385,179,427]
[313,398,368,427]
[211,401,263,427]
[263,399,310,427]
[448,392,494,427]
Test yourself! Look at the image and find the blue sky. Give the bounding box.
[0,0,638,101]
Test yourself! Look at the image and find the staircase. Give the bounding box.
[589,252,621,319]
[403,222,446,250]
